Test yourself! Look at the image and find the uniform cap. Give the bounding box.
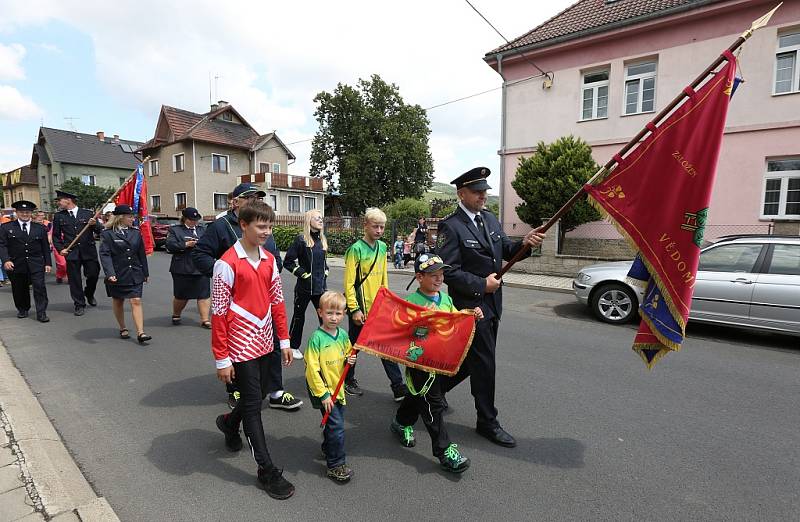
[450,167,492,191]
[11,200,36,211]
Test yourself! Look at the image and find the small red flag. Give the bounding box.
[115,164,154,255]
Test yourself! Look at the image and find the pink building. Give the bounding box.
[486,0,800,240]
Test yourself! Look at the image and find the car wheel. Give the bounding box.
[590,283,638,324]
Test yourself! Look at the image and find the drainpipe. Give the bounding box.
[497,53,508,227]
[192,140,198,212]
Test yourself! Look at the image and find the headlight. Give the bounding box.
[577,273,592,283]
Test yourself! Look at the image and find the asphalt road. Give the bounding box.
[1,251,798,521]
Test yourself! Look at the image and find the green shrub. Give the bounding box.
[326,228,362,255]
[272,225,302,251]
[383,198,430,223]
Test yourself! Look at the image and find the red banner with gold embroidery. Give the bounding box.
[355,287,476,376]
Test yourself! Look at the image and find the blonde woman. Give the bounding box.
[283,209,329,360]
[99,205,151,344]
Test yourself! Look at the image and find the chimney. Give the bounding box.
[217,100,228,107]
[113,134,120,143]
[97,131,105,142]
[210,103,219,112]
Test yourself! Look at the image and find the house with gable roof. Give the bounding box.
[2,165,40,209]
[139,100,324,218]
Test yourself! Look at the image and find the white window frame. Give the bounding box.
[149,159,159,177]
[174,192,187,211]
[212,192,229,211]
[269,194,277,211]
[580,68,610,121]
[304,196,317,211]
[774,31,800,95]
[272,162,280,174]
[151,195,161,213]
[623,60,657,115]
[81,175,96,186]
[172,153,185,172]
[761,158,800,219]
[212,154,229,173]
[288,195,301,213]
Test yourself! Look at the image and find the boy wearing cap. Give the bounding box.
[389,253,480,473]
[0,200,51,322]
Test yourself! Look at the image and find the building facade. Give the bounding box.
[2,165,40,209]
[140,101,324,218]
[486,0,800,238]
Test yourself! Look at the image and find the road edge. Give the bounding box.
[0,338,120,521]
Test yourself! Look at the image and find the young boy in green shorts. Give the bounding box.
[305,291,358,482]
[343,207,406,400]
[390,253,483,473]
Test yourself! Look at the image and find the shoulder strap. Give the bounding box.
[354,242,380,289]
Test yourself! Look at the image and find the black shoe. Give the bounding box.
[268,392,303,410]
[215,414,243,451]
[257,466,295,500]
[344,379,364,396]
[86,294,97,306]
[74,306,85,316]
[438,444,470,473]
[392,385,408,402]
[17,310,29,319]
[326,464,354,483]
[476,425,517,448]
[37,314,49,323]
[137,333,152,344]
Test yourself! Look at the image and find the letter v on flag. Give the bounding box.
[585,53,738,369]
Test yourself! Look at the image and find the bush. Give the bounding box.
[383,198,430,223]
[326,228,362,255]
[272,225,302,251]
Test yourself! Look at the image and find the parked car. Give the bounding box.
[149,216,180,250]
[573,235,800,335]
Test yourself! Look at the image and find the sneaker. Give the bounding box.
[439,444,470,473]
[344,379,364,396]
[257,466,295,500]
[227,391,240,410]
[268,392,303,411]
[215,414,242,452]
[390,419,416,447]
[392,385,408,402]
[291,348,304,360]
[326,464,353,483]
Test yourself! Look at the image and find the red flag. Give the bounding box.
[355,287,476,376]
[586,52,737,368]
[115,164,154,255]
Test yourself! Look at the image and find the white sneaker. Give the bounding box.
[291,348,304,360]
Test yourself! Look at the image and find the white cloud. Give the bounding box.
[0,43,26,81]
[0,143,33,172]
[0,85,43,120]
[37,42,62,54]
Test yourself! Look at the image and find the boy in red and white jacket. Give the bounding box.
[212,201,295,500]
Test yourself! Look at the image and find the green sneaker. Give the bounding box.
[439,444,470,473]
[390,419,416,447]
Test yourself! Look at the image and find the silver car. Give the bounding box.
[573,235,800,334]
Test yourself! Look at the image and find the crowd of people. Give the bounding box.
[0,166,545,501]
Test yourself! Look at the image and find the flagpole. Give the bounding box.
[62,156,150,255]
[496,3,782,278]
[320,349,358,428]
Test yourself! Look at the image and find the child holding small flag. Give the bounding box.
[390,253,482,473]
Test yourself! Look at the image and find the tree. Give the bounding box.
[511,136,601,244]
[310,74,434,214]
[383,197,430,223]
[57,178,116,211]
[430,197,456,218]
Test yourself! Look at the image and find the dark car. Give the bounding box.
[149,216,180,250]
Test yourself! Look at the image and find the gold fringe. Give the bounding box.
[632,343,671,370]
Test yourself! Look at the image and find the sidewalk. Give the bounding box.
[0,341,119,522]
[324,256,574,293]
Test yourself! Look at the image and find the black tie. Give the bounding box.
[22,222,28,235]
[474,215,484,230]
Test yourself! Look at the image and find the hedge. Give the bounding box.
[272,225,362,256]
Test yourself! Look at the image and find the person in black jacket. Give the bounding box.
[51,190,104,316]
[283,209,329,360]
[192,183,302,411]
[436,167,544,448]
[0,200,51,322]
[99,205,151,344]
[166,207,211,327]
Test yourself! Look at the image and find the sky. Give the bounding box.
[0,0,575,192]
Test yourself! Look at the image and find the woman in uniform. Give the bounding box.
[166,207,211,327]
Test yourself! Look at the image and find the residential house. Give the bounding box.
[31,127,143,211]
[486,0,800,238]
[139,101,324,218]
[2,165,40,209]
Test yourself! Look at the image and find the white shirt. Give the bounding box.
[68,208,78,218]
[18,220,31,232]
[458,201,481,228]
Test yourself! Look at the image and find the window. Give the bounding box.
[81,175,96,186]
[149,160,159,176]
[151,195,161,213]
[581,69,609,120]
[304,197,316,211]
[212,154,229,173]
[272,163,280,174]
[119,177,126,185]
[269,194,277,211]
[173,153,185,172]
[259,162,269,173]
[623,61,657,115]
[767,244,800,276]
[175,192,187,210]
[775,32,800,94]
[288,195,301,213]
[213,192,229,211]
[698,244,763,273]
[762,158,800,218]
[53,173,59,184]
[222,112,232,121]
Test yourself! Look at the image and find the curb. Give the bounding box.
[0,339,120,521]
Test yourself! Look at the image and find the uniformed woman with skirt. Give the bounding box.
[99,205,151,344]
[166,207,211,327]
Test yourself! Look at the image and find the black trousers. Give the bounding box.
[396,368,450,457]
[289,290,321,351]
[346,316,404,390]
[9,270,48,316]
[228,356,274,470]
[66,257,100,307]
[441,318,499,430]
[226,340,283,396]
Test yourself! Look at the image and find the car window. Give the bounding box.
[698,244,762,273]
[767,244,800,276]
